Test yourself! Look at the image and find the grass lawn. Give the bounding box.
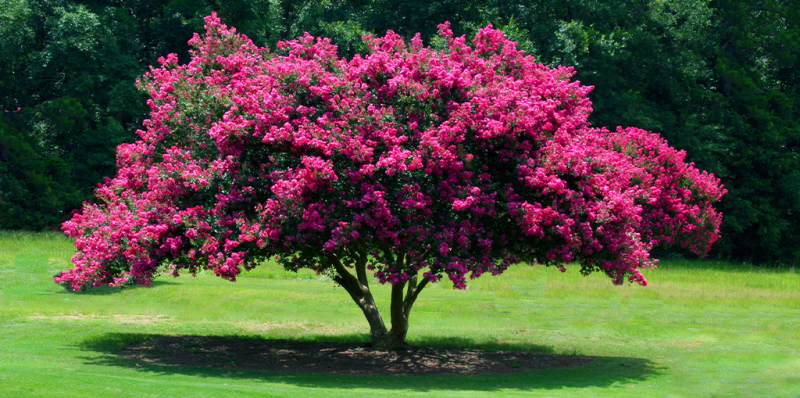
[1,231,798,397]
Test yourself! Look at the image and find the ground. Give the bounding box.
[2,232,799,397]
[122,336,591,375]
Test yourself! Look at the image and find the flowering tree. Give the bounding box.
[55,14,724,349]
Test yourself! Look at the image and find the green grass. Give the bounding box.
[1,230,799,397]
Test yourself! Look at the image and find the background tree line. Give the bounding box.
[1,0,797,264]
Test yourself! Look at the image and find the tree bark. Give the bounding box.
[327,250,430,350]
[327,251,387,343]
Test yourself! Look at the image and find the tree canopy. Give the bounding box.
[55,14,724,348]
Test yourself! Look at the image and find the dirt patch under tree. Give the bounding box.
[120,335,591,375]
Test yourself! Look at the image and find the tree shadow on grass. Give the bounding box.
[78,332,663,392]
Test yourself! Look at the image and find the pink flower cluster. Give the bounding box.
[55,14,724,291]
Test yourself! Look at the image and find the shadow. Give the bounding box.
[56,280,180,296]
[78,333,662,392]
[406,336,556,354]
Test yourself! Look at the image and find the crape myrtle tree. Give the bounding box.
[55,14,725,349]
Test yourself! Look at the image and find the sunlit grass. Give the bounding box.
[1,231,798,397]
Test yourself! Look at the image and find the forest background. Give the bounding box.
[0,0,797,265]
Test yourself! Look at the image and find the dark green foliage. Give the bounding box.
[707,0,800,263]
[1,0,796,263]
[0,0,141,229]
[0,113,73,228]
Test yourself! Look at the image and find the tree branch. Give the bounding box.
[406,274,418,299]
[328,251,387,339]
[390,279,407,332]
[354,248,370,290]
[397,250,406,268]
[382,246,395,265]
[326,253,363,301]
[403,276,430,318]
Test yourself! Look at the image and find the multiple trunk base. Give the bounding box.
[326,250,428,350]
[370,328,409,351]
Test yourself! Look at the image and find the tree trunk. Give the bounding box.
[326,250,428,350]
[371,327,409,350]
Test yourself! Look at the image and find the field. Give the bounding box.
[1,231,798,397]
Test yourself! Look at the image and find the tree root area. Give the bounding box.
[120,335,591,375]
